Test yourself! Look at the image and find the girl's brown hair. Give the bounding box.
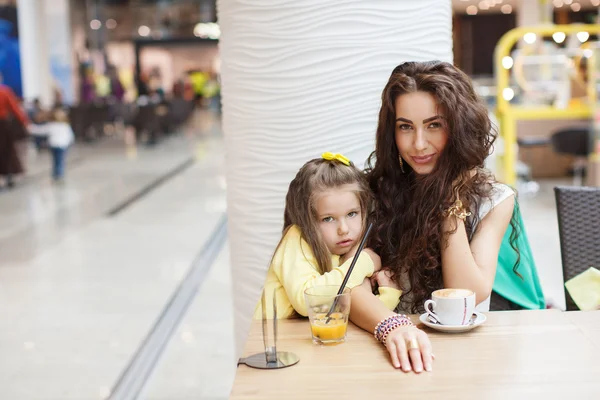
[366,61,519,312]
[281,157,372,274]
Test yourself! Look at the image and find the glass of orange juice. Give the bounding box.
[304,286,351,345]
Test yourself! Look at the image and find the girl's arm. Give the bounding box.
[441,195,514,304]
[274,228,378,316]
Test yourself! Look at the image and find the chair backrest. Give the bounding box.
[554,186,600,310]
[550,128,590,157]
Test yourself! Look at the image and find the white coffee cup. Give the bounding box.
[424,288,476,326]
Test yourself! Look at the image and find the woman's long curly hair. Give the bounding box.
[365,61,520,313]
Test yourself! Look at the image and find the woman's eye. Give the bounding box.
[322,216,334,223]
[347,211,358,218]
[398,124,413,131]
[428,122,442,129]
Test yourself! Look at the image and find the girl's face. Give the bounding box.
[313,184,363,256]
[394,91,449,175]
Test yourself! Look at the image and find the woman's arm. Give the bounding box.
[441,195,514,304]
[350,283,433,373]
[2,87,28,125]
[350,279,396,330]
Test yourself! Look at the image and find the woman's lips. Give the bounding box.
[411,154,435,164]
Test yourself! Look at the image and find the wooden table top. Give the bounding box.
[230,310,600,400]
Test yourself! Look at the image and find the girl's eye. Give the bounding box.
[322,216,334,223]
[347,211,358,218]
[398,124,413,131]
[428,122,442,129]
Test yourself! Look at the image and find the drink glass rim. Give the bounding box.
[304,285,351,297]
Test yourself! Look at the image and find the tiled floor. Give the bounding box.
[0,112,233,399]
[0,109,569,399]
[142,244,236,400]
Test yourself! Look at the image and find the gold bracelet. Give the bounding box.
[444,199,472,220]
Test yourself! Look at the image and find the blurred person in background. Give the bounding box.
[81,69,96,104]
[0,19,22,97]
[27,98,50,151]
[108,66,125,103]
[189,69,208,104]
[45,108,74,183]
[94,72,111,100]
[148,68,165,101]
[0,72,28,189]
[136,71,150,97]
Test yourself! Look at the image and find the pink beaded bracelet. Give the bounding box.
[374,314,414,345]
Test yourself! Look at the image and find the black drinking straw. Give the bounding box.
[325,222,374,323]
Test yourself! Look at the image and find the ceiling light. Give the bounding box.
[106,19,117,29]
[466,5,478,15]
[138,25,151,37]
[577,31,590,43]
[503,88,515,101]
[523,32,537,44]
[552,32,566,43]
[90,19,101,30]
[502,56,514,69]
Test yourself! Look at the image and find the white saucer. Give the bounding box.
[419,311,487,333]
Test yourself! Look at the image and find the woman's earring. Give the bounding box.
[398,156,405,173]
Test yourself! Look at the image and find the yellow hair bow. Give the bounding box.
[321,152,351,166]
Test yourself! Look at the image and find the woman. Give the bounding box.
[0,79,28,189]
[350,61,540,373]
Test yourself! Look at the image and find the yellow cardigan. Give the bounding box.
[254,225,401,319]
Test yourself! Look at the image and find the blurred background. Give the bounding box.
[0,0,598,399]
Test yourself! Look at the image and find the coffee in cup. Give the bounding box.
[424,288,476,326]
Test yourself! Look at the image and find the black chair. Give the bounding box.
[489,291,524,311]
[550,128,591,185]
[554,186,600,310]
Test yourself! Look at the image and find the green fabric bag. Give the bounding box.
[493,203,546,309]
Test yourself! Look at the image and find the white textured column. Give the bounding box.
[44,0,74,104]
[17,0,53,106]
[218,0,453,354]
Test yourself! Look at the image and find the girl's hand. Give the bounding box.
[384,325,434,373]
[371,269,399,289]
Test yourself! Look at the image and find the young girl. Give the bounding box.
[254,152,401,319]
[46,109,74,182]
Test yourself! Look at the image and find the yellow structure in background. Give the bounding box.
[495,24,599,185]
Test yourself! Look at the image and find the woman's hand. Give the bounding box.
[384,325,433,373]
